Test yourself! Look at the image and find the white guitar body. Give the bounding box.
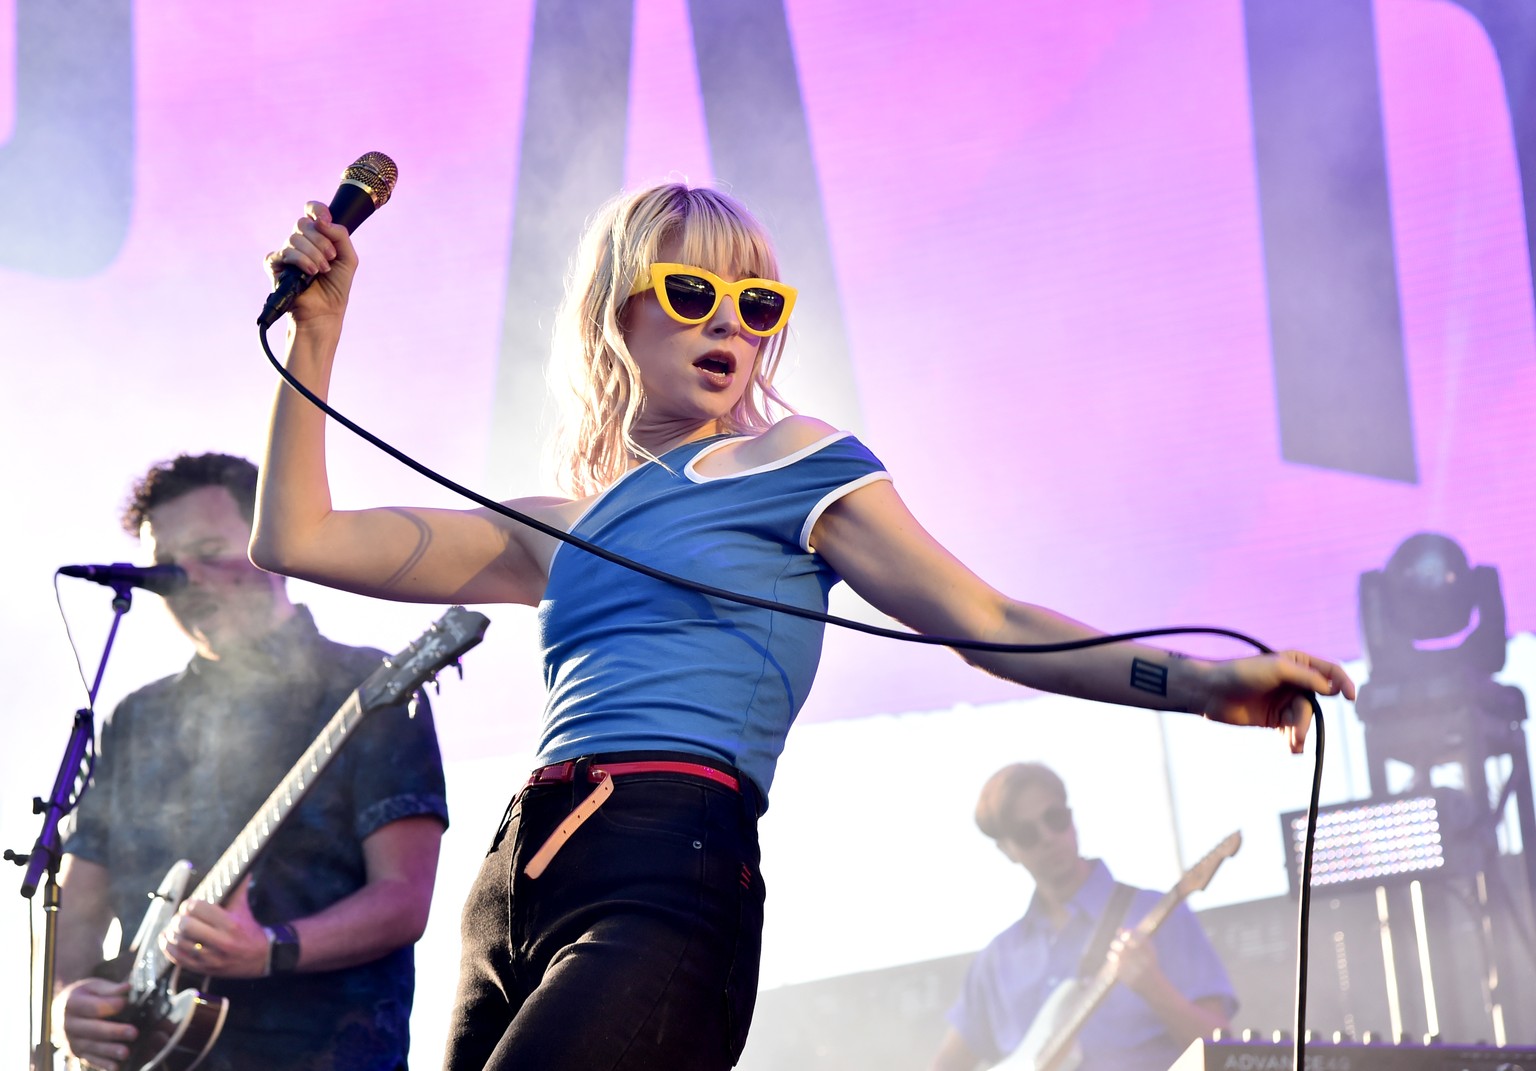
[125,862,194,995]
[993,979,1085,1071]
[109,859,229,1071]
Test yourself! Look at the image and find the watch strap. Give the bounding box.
[263,921,301,975]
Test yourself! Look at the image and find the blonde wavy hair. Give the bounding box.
[546,183,793,497]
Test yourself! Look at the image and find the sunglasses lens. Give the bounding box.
[1044,806,1072,833]
[662,273,716,320]
[1008,806,1070,848]
[739,287,787,333]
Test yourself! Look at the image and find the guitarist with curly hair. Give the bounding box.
[52,453,450,1071]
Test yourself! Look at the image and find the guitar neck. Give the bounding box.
[186,687,366,907]
[1123,884,1183,946]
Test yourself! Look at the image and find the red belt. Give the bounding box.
[519,758,740,880]
[524,758,740,793]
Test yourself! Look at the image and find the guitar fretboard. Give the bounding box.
[191,688,367,906]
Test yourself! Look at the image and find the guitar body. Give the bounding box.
[994,979,1085,1071]
[103,860,228,1071]
[127,985,228,1071]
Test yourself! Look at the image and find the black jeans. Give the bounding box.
[442,753,766,1071]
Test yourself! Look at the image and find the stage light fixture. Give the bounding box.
[1354,532,1528,806]
[1280,791,1475,896]
[1356,532,1514,727]
[1342,532,1535,1042]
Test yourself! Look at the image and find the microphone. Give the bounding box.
[258,151,399,330]
[58,563,188,596]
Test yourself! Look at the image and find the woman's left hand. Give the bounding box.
[1195,651,1356,753]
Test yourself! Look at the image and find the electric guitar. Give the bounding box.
[102,606,489,1071]
[994,831,1242,1071]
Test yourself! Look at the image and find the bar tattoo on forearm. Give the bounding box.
[1130,657,1169,697]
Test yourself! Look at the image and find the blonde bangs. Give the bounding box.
[546,185,794,497]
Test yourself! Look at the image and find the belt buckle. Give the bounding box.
[528,760,576,786]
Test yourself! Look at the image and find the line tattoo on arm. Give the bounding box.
[1130,657,1169,697]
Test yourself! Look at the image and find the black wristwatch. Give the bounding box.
[264,922,301,975]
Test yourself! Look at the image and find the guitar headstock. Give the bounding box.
[361,606,491,711]
[1178,830,1242,897]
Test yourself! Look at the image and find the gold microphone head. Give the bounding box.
[340,152,399,209]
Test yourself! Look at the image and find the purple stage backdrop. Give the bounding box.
[2,0,1534,1060]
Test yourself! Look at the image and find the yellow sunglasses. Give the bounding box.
[630,263,798,338]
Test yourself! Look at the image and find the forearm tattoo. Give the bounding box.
[1130,657,1169,697]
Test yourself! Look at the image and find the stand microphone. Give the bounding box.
[11,573,153,1069]
[58,563,188,596]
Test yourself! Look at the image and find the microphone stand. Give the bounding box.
[6,582,137,1071]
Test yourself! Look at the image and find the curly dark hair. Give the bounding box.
[121,452,259,535]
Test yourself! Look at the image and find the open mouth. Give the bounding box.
[695,352,736,376]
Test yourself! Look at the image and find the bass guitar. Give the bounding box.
[104,605,489,1071]
[995,830,1242,1071]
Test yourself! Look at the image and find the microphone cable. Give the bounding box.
[259,331,1275,657]
[259,322,1326,1065]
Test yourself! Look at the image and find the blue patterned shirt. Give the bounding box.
[65,607,450,1071]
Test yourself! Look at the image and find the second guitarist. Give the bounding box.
[53,453,450,1071]
[930,763,1235,1071]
